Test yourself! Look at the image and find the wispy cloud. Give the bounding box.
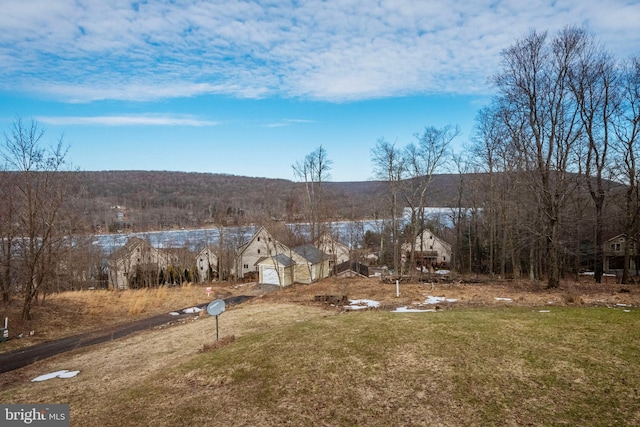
[37,114,220,127]
[1,0,638,103]
[265,118,316,128]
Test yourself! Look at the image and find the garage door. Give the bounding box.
[262,266,280,285]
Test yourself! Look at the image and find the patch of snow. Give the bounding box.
[32,370,79,382]
[392,306,437,313]
[183,307,202,314]
[616,303,631,307]
[539,310,550,313]
[435,270,450,275]
[424,295,458,304]
[624,309,631,313]
[169,312,180,316]
[495,297,513,302]
[345,299,380,310]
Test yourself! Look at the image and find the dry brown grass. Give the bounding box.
[0,282,237,352]
[1,276,639,426]
[2,276,638,354]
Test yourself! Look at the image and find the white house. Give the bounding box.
[401,229,452,270]
[234,226,289,280]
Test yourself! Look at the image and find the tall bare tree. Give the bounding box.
[403,125,458,276]
[613,57,640,283]
[568,35,617,283]
[493,27,584,288]
[1,118,74,320]
[0,172,18,303]
[292,145,332,243]
[371,138,405,275]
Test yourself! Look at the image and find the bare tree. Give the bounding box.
[493,27,584,288]
[1,118,74,320]
[568,35,618,282]
[613,57,640,283]
[0,172,18,303]
[292,145,332,242]
[371,138,405,276]
[403,125,458,276]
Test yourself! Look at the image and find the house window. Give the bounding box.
[258,249,261,254]
[615,243,621,251]
[257,237,260,242]
[244,264,249,269]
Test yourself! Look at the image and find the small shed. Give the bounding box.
[257,254,295,287]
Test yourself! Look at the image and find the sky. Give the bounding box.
[1,1,639,182]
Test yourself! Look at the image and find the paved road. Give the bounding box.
[0,295,253,374]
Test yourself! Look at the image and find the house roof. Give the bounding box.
[291,244,327,264]
[256,253,295,267]
[315,232,350,250]
[107,237,152,262]
[237,226,290,254]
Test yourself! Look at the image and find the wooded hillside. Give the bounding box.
[71,170,466,232]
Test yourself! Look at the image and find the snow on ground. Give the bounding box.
[424,295,458,304]
[344,299,381,310]
[32,370,80,382]
[170,307,202,315]
[495,297,513,302]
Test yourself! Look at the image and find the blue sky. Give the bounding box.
[1,1,639,182]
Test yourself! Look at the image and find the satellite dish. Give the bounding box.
[206,299,226,316]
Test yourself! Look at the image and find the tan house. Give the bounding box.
[234,226,289,280]
[402,229,452,270]
[196,245,218,282]
[257,244,330,287]
[107,237,174,289]
[603,234,639,275]
[315,232,350,274]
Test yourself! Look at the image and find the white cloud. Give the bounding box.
[1,0,638,102]
[37,114,220,127]
[265,118,316,128]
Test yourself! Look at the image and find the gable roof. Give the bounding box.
[108,237,153,262]
[237,226,289,254]
[291,244,327,264]
[256,253,295,267]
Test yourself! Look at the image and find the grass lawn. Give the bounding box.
[5,304,636,426]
